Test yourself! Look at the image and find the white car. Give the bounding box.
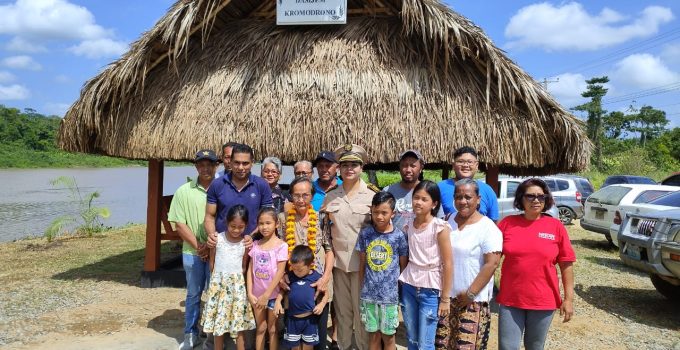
[580,184,680,246]
[610,191,680,247]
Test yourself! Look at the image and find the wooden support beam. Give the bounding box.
[144,159,164,272]
[485,165,500,197]
[442,166,450,180]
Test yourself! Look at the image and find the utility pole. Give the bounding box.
[541,77,560,90]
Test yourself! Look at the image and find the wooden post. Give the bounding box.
[144,159,164,272]
[485,165,500,197]
[367,169,378,187]
[442,166,450,180]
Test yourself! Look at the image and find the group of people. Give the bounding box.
[168,143,576,350]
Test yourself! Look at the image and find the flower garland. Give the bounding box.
[285,206,317,268]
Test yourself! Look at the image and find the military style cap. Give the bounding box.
[399,149,425,164]
[335,143,367,164]
[194,149,218,162]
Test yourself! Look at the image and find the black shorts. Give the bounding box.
[282,314,319,348]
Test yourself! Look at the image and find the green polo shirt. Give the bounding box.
[168,178,209,255]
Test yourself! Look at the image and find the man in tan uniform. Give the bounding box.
[321,144,379,350]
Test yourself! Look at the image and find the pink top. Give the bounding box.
[248,241,289,299]
[398,217,451,290]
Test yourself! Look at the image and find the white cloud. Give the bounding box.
[505,3,674,51]
[2,55,42,71]
[0,71,15,84]
[611,53,680,89]
[5,37,47,53]
[69,38,128,59]
[661,43,680,65]
[547,73,589,108]
[0,84,30,100]
[54,74,70,83]
[0,0,127,59]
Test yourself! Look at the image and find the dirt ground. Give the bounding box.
[1,222,679,350]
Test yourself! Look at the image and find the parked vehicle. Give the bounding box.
[495,177,559,221]
[602,175,656,187]
[580,184,680,245]
[556,174,595,205]
[661,172,680,186]
[539,176,585,225]
[618,208,680,299]
[610,191,680,247]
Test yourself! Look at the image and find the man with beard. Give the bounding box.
[168,149,218,350]
[383,149,443,229]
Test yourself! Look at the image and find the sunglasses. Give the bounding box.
[523,194,549,202]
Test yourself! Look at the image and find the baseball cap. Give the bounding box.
[194,149,218,162]
[399,149,425,164]
[314,150,337,165]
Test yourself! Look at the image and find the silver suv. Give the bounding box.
[539,176,585,225]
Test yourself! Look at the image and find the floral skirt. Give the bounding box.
[435,299,491,350]
[201,272,256,337]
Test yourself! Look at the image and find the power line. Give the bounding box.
[601,82,680,105]
[546,26,680,77]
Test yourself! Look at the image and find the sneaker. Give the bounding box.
[202,333,214,350]
[179,333,200,350]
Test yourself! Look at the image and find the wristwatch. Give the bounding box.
[466,289,477,300]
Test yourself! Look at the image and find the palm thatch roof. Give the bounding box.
[58,0,591,175]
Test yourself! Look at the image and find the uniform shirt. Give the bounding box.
[167,177,208,256]
[496,215,576,310]
[355,226,408,304]
[321,179,374,272]
[438,179,499,221]
[207,172,273,235]
[447,216,502,302]
[384,182,445,229]
[287,270,322,316]
[311,177,342,211]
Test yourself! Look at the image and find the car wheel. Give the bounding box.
[650,274,680,300]
[558,206,575,225]
[604,231,614,246]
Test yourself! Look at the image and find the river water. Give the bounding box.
[0,165,295,242]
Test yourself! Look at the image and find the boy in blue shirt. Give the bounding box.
[279,245,328,350]
[355,192,409,350]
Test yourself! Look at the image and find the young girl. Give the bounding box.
[247,207,289,350]
[398,180,453,350]
[202,204,256,350]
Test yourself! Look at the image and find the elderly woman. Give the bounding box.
[261,156,290,215]
[497,178,575,350]
[435,178,502,350]
[283,176,335,350]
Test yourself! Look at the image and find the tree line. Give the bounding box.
[572,77,680,173]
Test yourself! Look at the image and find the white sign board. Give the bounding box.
[277,0,347,25]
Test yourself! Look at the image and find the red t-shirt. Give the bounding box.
[496,215,576,310]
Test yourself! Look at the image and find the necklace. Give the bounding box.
[285,206,317,268]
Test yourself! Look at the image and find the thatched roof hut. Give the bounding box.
[58,0,590,176]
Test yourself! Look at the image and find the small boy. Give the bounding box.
[278,245,328,350]
[355,191,409,350]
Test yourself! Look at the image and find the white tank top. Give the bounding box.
[214,232,245,274]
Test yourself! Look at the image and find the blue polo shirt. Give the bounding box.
[207,173,273,235]
[438,178,499,221]
[311,177,343,211]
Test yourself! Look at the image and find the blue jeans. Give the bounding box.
[400,283,440,350]
[183,253,210,335]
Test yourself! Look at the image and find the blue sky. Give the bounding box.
[1,0,679,127]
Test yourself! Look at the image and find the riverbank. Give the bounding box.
[1,223,678,349]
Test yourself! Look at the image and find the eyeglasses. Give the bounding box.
[292,193,312,201]
[523,194,549,202]
[454,159,477,166]
[294,171,312,176]
[262,169,280,175]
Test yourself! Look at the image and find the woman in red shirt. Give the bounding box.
[497,178,575,350]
